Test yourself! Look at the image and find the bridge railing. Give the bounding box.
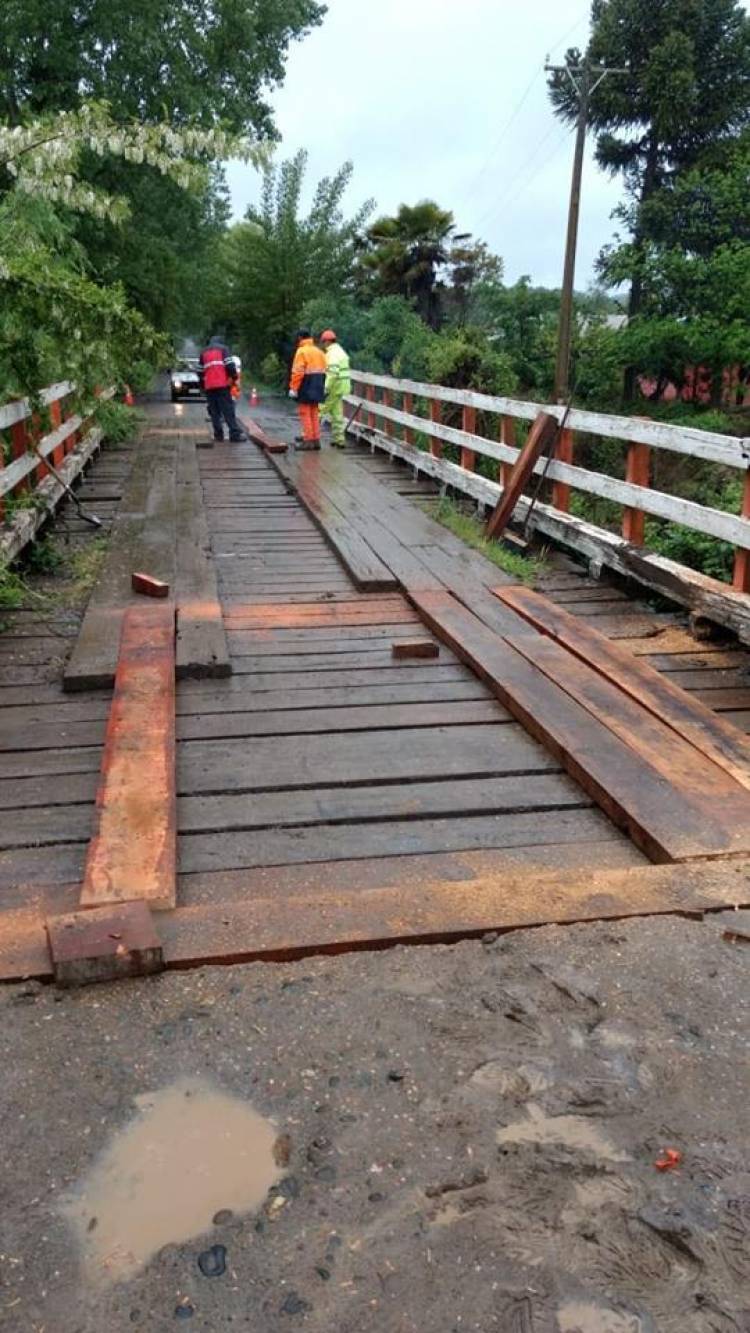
[346,371,750,641]
[0,383,112,563]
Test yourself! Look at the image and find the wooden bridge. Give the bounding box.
[2,379,750,982]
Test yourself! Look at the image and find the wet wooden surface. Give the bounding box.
[4,392,750,977]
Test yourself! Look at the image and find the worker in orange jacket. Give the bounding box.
[288,328,327,450]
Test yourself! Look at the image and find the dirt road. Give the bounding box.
[2,914,748,1332]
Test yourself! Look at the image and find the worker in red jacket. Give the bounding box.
[199,336,245,442]
[288,328,327,450]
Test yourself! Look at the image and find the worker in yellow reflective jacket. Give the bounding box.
[319,329,351,449]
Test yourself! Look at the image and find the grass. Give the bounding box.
[430,497,545,583]
[64,535,109,602]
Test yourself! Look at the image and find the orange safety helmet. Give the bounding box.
[319,329,337,343]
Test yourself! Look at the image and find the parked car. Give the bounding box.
[169,359,203,402]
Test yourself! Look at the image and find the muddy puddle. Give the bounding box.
[62,1077,281,1282]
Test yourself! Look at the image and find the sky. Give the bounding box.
[225,0,625,289]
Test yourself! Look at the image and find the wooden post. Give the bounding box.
[500,415,516,490]
[733,469,750,592]
[461,405,476,473]
[366,383,376,430]
[382,387,393,438]
[429,399,443,458]
[403,392,414,445]
[622,441,650,545]
[552,426,574,513]
[49,399,64,468]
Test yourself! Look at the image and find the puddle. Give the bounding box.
[496,1104,630,1162]
[63,1077,281,1282]
[557,1300,645,1332]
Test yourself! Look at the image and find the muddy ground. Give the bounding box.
[1,915,749,1333]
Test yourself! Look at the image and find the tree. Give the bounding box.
[211,150,373,365]
[359,201,458,329]
[549,0,750,352]
[0,103,258,400]
[0,0,326,135]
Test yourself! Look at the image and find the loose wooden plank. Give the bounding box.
[486,411,559,539]
[161,856,750,966]
[64,435,177,691]
[224,603,419,630]
[497,586,750,792]
[80,603,176,912]
[411,587,750,862]
[175,437,231,679]
[177,722,556,795]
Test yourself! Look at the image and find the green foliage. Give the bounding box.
[644,519,734,580]
[359,201,457,328]
[431,498,545,583]
[94,400,142,443]
[0,560,27,609]
[424,327,517,397]
[259,352,286,390]
[25,536,63,574]
[0,0,325,136]
[212,151,373,363]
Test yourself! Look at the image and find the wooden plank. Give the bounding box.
[179,663,471,694]
[178,772,586,834]
[64,435,176,691]
[176,699,506,742]
[497,586,750,791]
[223,602,419,630]
[161,856,750,966]
[0,426,103,564]
[0,771,98,810]
[179,807,617,875]
[175,680,488,717]
[488,411,555,540]
[411,587,750,862]
[175,439,231,679]
[177,722,556,796]
[80,603,176,912]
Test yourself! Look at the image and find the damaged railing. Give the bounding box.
[346,371,750,642]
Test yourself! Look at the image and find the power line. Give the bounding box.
[459,8,590,205]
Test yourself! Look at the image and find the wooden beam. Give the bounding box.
[80,602,176,912]
[486,412,559,540]
[496,585,750,791]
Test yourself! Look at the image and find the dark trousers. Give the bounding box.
[206,387,243,440]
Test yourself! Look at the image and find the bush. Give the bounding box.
[259,352,286,390]
[94,400,142,443]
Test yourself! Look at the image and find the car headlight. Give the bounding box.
[173,379,182,389]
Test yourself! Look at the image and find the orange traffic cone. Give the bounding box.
[123,385,135,407]
[250,386,259,407]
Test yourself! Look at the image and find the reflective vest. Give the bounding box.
[200,344,232,390]
[290,339,327,404]
[325,342,351,396]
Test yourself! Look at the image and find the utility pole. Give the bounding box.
[545,60,626,402]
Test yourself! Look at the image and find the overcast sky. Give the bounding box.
[226,0,625,288]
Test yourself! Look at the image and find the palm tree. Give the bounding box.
[361,201,459,329]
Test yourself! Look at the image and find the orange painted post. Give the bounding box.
[429,399,443,459]
[733,470,750,591]
[461,405,476,473]
[552,426,574,513]
[49,399,64,468]
[622,441,650,545]
[403,392,414,445]
[382,387,393,437]
[500,415,516,489]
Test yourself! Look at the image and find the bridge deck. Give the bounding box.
[2,393,750,979]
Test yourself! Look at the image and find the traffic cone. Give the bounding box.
[250,386,259,407]
[123,385,135,407]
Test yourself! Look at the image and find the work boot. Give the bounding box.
[229,432,245,442]
[213,434,224,443]
[294,439,318,451]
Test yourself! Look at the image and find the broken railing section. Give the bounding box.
[345,371,750,642]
